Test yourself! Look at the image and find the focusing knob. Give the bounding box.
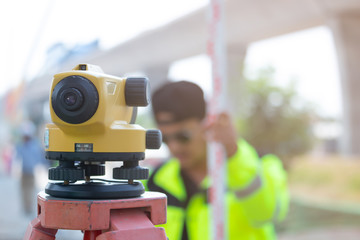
[146,130,162,149]
[113,166,149,180]
[125,77,150,106]
[48,167,84,181]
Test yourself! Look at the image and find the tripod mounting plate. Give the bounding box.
[24,191,167,239]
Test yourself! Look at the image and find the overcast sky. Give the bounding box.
[0,0,207,93]
[170,26,341,118]
[0,0,342,119]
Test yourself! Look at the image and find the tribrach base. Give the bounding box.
[45,179,145,199]
[24,191,167,240]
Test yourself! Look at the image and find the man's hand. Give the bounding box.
[203,112,238,158]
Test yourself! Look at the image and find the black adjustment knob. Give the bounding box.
[81,164,105,176]
[125,77,150,106]
[48,167,84,181]
[146,130,162,149]
[113,166,149,180]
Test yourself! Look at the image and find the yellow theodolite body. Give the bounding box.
[43,64,161,199]
[45,64,147,157]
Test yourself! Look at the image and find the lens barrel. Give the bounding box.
[52,75,99,124]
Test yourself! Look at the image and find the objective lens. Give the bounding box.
[64,92,77,106]
[59,88,84,111]
[52,75,99,124]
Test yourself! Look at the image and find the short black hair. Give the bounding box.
[152,81,206,124]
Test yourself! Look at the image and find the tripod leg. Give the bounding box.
[83,230,102,240]
[23,217,58,240]
[97,209,167,240]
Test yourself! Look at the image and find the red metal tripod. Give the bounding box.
[24,191,167,240]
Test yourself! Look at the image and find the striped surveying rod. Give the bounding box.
[207,0,227,239]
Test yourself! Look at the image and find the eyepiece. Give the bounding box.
[52,75,99,124]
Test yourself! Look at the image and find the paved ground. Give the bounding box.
[1,168,360,240]
[0,170,82,240]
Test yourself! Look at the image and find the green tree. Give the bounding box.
[237,67,316,167]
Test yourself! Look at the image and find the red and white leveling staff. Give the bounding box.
[207,0,227,239]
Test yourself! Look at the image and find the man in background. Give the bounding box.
[15,121,47,216]
[147,80,289,240]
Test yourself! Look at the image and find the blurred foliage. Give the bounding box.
[237,67,316,166]
[135,108,156,129]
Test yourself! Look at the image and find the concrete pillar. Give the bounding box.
[226,44,248,120]
[328,13,360,155]
[143,65,170,93]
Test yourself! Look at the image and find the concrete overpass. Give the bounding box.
[25,0,360,155]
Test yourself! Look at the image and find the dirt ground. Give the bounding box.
[278,227,360,240]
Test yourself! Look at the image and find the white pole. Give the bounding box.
[207,0,227,239]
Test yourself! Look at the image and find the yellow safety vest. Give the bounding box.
[146,140,289,240]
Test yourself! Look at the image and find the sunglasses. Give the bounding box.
[162,130,193,144]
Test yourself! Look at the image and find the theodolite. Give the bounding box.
[24,64,168,240]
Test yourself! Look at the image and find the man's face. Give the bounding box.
[157,114,207,170]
